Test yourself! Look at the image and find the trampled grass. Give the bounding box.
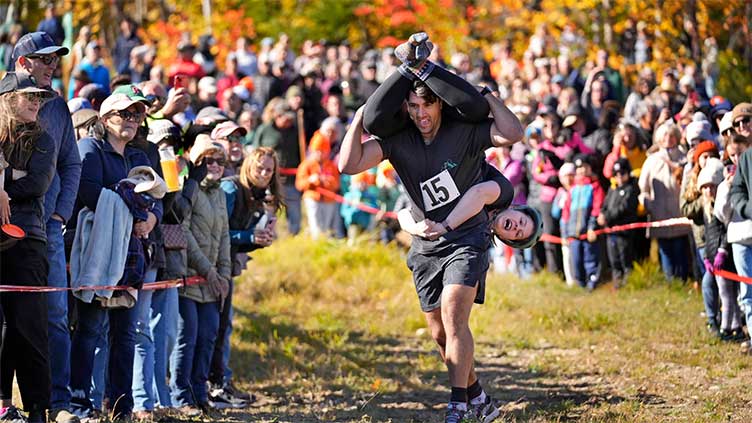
[224,235,752,422]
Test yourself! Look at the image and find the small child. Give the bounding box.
[341,171,378,245]
[565,154,605,291]
[598,158,640,288]
[552,162,576,286]
[698,158,744,341]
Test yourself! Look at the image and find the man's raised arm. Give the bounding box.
[338,106,385,175]
[486,92,524,147]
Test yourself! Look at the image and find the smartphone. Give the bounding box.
[173,74,187,89]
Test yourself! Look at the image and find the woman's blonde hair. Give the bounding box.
[0,92,43,169]
[653,121,680,148]
[239,147,284,212]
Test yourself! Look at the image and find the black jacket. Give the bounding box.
[602,178,639,228]
[3,131,56,242]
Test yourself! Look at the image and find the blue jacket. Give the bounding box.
[39,96,81,224]
[3,131,57,242]
[75,136,162,224]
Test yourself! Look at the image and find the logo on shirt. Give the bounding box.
[442,160,458,171]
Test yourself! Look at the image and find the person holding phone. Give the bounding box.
[210,147,284,407]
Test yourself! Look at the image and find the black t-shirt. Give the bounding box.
[377,119,493,252]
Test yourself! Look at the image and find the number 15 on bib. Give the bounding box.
[420,169,461,212]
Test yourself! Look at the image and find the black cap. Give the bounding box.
[0,72,55,99]
[11,31,69,69]
[612,158,632,175]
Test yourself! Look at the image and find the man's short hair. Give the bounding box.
[408,80,439,105]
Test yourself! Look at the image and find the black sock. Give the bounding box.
[467,379,482,401]
[450,387,468,403]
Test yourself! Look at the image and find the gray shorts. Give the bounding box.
[407,236,489,312]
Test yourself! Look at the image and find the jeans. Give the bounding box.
[152,287,178,407]
[283,183,302,235]
[171,297,220,406]
[132,269,158,412]
[658,237,689,281]
[46,220,72,411]
[70,300,137,419]
[733,244,752,331]
[569,239,599,288]
[700,268,720,326]
[89,320,108,410]
[607,234,633,282]
[209,280,234,386]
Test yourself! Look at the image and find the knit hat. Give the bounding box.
[558,162,576,179]
[697,158,724,188]
[731,102,752,124]
[692,140,718,163]
[147,119,180,144]
[612,158,632,175]
[685,120,713,146]
[198,76,217,94]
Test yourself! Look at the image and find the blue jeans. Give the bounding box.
[152,287,178,407]
[89,321,108,410]
[658,237,689,281]
[701,267,719,326]
[170,297,219,406]
[733,244,752,329]
[132,269,158,412]
[284,183,302,235]
[46,220,72,411]
[569,239,599,287]
[70,300,137,419]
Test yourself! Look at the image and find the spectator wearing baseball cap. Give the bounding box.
[69,89,160,421]
[0,71,57,423]
[12,32,83,423]
[731,102,752,140]
[598,157,640,288]
[211,121,247,174]
[68,39,110,100]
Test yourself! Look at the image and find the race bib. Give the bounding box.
[420,169,460,212]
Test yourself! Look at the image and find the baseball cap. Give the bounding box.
[122,166,167,199]
[112,84,149,104]
[99,93,147,117]
[195,106,229,125]
[719,112,735,134]
[612,158,632,175]
[72,109,99,129]
[731,102,752,123]
[11,31,69,68]
[68,97,93,114]
[709,96,732,119]
[0,72,55,99]
[211,120,247,140]
[147,119,180,144]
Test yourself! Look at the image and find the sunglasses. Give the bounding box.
[113,109,145,122]
[26,54,59,66]
[204,157,225,166]
[722,128,736,137]
[226,134,244,144]
[21,92,48,102]
[735,117,751,129]
[145,94,165,105]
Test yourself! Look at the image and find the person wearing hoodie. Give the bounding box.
[598,158,640,288]
[564,154,605,291]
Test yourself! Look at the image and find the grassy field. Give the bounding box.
[210,235,752,423]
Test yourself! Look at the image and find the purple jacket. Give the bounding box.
[487,152,526,205]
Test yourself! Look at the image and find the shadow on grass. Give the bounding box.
[227,308,629,422]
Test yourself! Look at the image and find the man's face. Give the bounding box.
[735,115,752,138]
[407,91,442,139]
[493,209,533,241]
[18,54,60,88]
[141,83,167,115]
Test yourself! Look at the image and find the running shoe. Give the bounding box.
[208,385,247,409]
[394,32,433,67]
[444,402,472,423]
[468,396,501,423]
[222,381,255,403]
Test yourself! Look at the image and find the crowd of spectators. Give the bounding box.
[1,8,752,423]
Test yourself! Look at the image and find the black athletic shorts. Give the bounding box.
[406,230,490,312]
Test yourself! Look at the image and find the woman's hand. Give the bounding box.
[134,212,157,239]
[0,189,10,226]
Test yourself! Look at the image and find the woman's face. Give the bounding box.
[205,153,225,180]
[698,152,712,169]
[493,209,533,241]
[15,92,44,123]
[105,104,144,141]
[252,155,275,188]
[542,116,559,141]
[619,127,636,149]
[661,131,678,149]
